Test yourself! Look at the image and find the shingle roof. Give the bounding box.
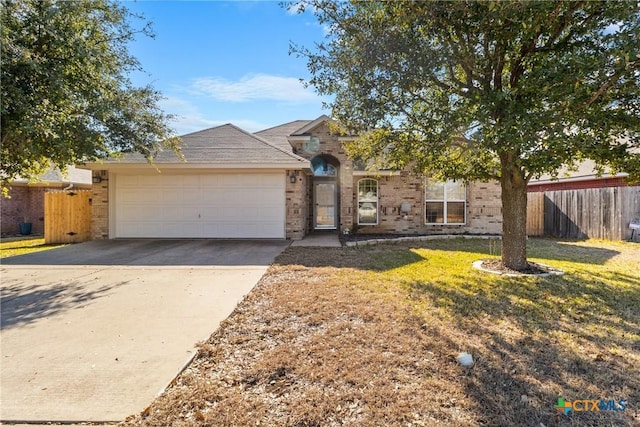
[530,159,627,183]
[12,165,91,186]
[254,120,313,151]
[104,123,308,165]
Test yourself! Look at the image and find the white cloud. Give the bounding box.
[172,116,225,135]
[190,73,318,103]
[172,115,270,136]
[160,96,198,114]
[159,96,270,135]
[304,20,332,36]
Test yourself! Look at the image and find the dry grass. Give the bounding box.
[121,238,640,427]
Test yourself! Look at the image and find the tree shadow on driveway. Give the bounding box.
[1,279,130,329]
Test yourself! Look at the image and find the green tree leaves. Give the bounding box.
[292,0,640,269]
[295,0,639,181]
[1,0,179,187]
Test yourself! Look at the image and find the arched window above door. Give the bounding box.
[311,157,337,177]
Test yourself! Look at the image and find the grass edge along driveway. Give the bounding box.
[122,237,639,427]
[0,237,66,259]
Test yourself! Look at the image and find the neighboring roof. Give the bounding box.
[530,159,627,185]
[12,165,91,186]
[255,120,313,151]
[83,123,309,169]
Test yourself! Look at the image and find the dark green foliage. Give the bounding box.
[1,0,179,189]
[291,0,640,269]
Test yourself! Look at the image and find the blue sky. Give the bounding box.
[124,1,330,135]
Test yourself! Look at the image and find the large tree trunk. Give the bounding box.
[500,159,529,271]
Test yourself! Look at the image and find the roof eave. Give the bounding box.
[78,161,310,171]
[529,172,628,185]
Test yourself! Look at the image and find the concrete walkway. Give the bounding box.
[290,232,342,247]
[0,240,288,423]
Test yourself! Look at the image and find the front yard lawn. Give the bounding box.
[122,238,639,426]
[0,237,66,259]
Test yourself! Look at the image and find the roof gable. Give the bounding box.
[255,120,312,151]
[290,115,332,135]
[10,165,91,186]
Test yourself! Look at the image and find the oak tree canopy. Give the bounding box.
[292,0,640,270]
[1,0,179,192]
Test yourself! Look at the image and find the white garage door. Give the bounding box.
[114,173,285,238]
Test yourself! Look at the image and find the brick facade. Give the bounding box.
[294,121,503,236]
[285,169,309,240]
[348,175,502,235]
[0,186,46,235]
[90,170,110,240]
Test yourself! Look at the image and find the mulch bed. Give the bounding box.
[480,259,550,275]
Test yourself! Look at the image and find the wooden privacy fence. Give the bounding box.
[44,190,92,244]
[526,192,544,236]
[526,186,640,240]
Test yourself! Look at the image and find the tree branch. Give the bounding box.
[582,60,639,108]
[444,30,485,90]
[509,2,581,88]
[493,40,505,91]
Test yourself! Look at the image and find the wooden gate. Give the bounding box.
[44,190,92,244]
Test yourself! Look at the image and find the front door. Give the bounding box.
[314,182,337,229]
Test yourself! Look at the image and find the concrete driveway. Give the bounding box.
[0,239,289,423]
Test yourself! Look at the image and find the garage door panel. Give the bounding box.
[117,175,137,187]
[137,175,160,187]
[119,189,142,203]
[182,189,201,203]
[221,207,238,220]
[259,206,282,217]
[238,175,256,186]
[160,175,183,187]
[182,175,200,186]
[237,223,258,237]
[254,193,280,205]
[161,207,183,221]
[216,189,238,202]
[119,204,143,219]
[200,175,220,187]
[159,189,174,203]
[116,222,138,237]
[183,222,206,237]
[180,206,200,219]
[201,190,225,203]
[115,173,285,238]
[218,175,239,187]
[144,210,162,222]
[200,207,228,220]
[120,187,161,203]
